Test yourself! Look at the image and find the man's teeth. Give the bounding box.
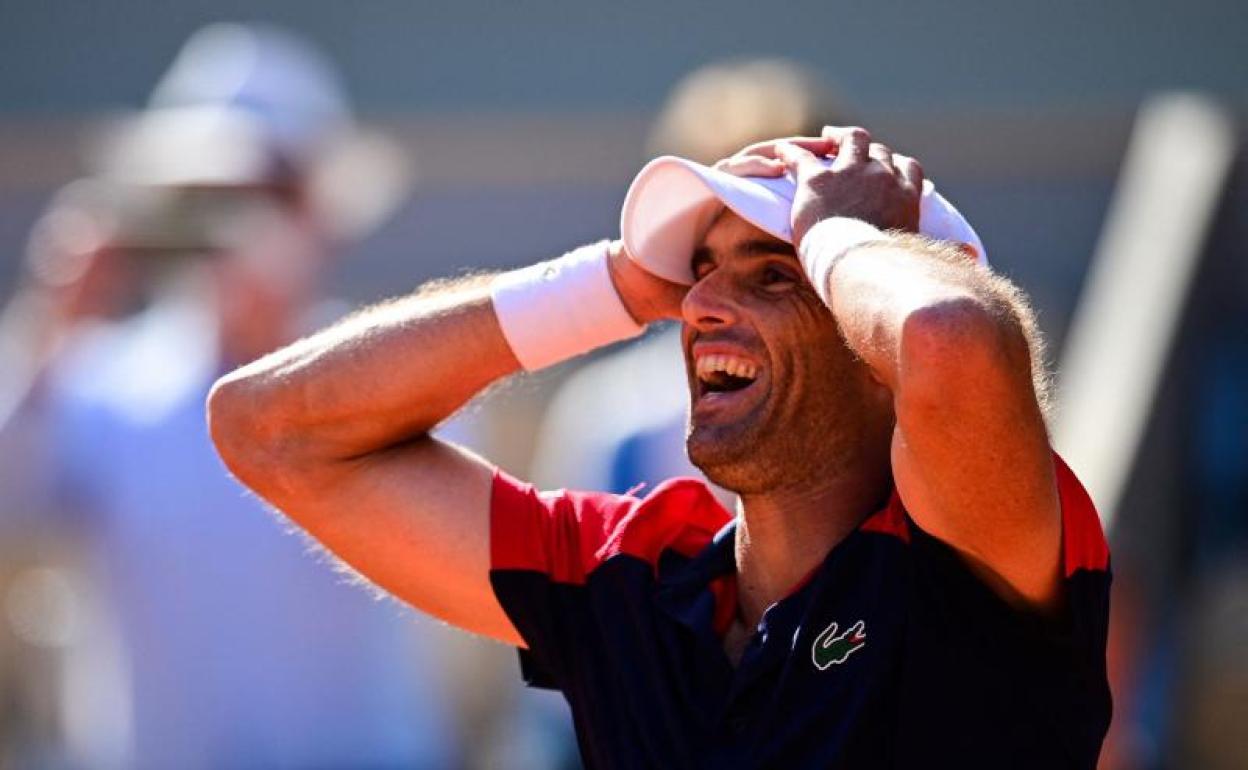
[696,354,759,381]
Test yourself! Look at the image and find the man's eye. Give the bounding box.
[762,265,798,286]
[692,260,715,281]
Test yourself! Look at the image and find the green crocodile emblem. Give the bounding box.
[811,620,867,670]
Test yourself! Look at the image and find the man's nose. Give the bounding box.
[680,273,740,330]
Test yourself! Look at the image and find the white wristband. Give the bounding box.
[490,240,645,371]
[799,218,887,306]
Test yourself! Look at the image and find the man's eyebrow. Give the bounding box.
[690,239,798,275]
[738,239,798,259]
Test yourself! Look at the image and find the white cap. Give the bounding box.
[621,155,987,285]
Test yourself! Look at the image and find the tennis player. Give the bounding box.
[209,127,1111,768]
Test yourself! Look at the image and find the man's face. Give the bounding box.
[681,209,892,494]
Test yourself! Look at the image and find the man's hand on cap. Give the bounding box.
[712,134,836,177]
[720,126,924,247]
[606,240,688,325]
[777,126,922,245]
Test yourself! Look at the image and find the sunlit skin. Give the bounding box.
[682,208,894,502]
[208,129,1063,656]
[679,210,899,640]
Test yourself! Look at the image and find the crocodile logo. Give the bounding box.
[811,620,867,670]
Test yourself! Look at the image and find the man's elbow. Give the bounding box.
[206,372,283,489]
[896,296,1032,412]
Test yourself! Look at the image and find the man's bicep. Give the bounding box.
[284,436,523,646]
[890,317,1062,610]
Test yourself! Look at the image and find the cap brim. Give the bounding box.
[621,156,795,284]
[621,155,987,285]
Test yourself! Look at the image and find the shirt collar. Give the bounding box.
[653,519,737,634]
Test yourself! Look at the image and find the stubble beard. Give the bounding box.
[687,387,863,496]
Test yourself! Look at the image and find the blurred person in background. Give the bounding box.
[532,58,844,496]
[0,178,147,766]
[0,23,457,768]
[0,178,148,543]
[0,180,144,424]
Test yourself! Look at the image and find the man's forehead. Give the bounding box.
[694,208,795,262]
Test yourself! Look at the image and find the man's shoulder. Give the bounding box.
[491,471,730,583]
[602,476,731,559]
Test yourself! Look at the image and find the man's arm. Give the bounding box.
[827,235,1060,611]
[773,131,1062,612]
[207,246,685,644]
[208,275,525,642]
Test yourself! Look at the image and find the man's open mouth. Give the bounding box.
[694,353,761,401]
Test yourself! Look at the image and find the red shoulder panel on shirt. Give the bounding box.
[490,469,637,584]
[490,471,731,584]
[598,478,732,573]
[1052,453,1111,577]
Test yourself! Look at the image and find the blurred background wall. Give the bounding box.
[0,1,1245,769]
[2,0,1243,317]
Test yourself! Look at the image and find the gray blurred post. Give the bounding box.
[1053,93,1237,532]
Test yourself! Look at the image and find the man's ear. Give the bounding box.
[954,241,980,265]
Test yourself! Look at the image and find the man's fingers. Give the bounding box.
[868,142,895,172]
[820,124,852,149]
[827,127,871,170]
[773,141,823,175]
[734,135,834,161]
[895,154,924,192]
[714,155,786,178]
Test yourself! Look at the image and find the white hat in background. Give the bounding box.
[147,22,351,165]
[92,22,410,240]
[621,155,987,285]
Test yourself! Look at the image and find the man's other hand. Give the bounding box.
[718,126,924,245]
[607,239,688,324]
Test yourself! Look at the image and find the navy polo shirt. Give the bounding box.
[489,454,1111,769]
